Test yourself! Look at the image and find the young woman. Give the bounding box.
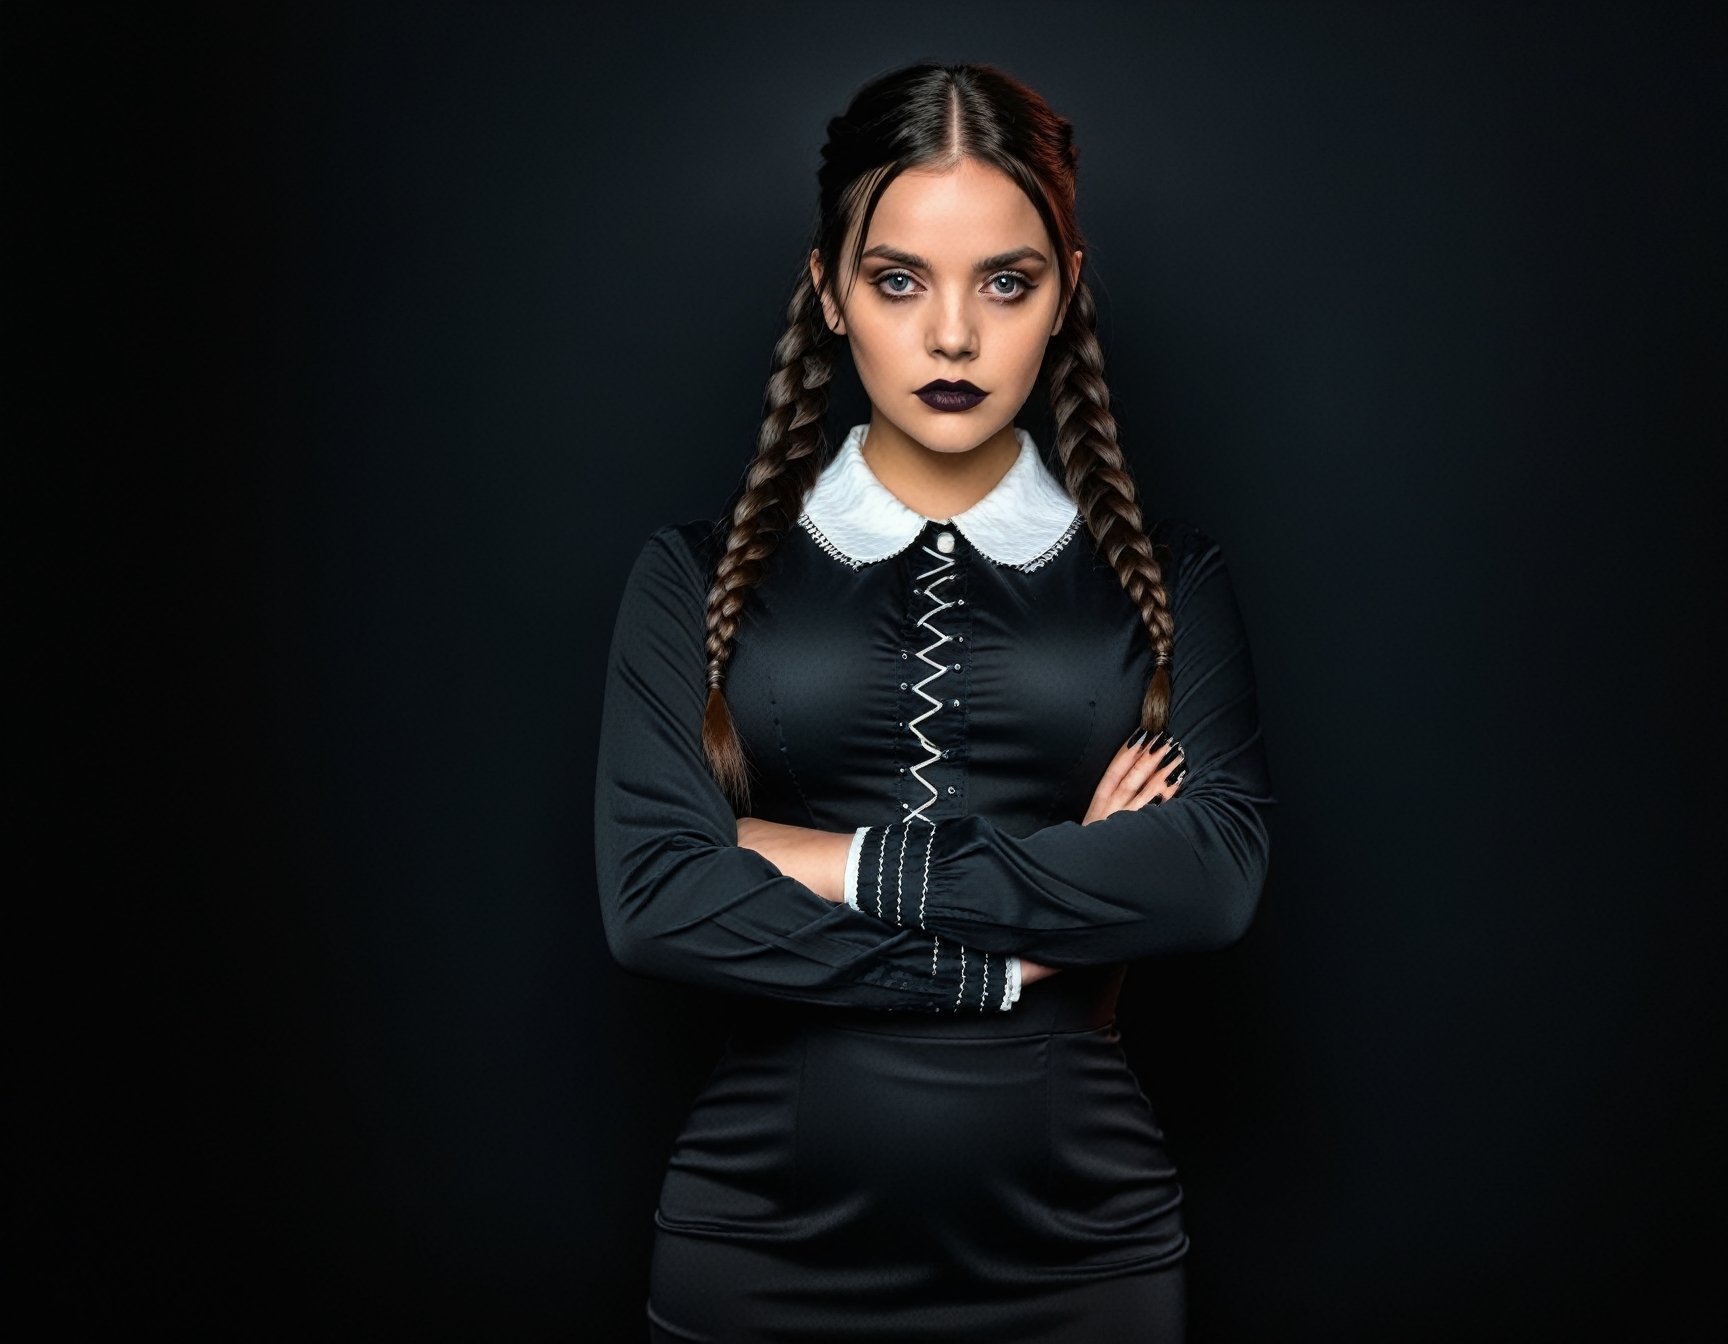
[595,61,1276,1343]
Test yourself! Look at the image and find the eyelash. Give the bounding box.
[870,269,1038,304]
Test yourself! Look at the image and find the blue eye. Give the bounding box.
[874,271,917,300]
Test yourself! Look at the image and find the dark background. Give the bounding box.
[21,2,1723,1339]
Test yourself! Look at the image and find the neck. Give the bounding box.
[858,413,1020,521]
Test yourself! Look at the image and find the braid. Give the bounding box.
[700,264,835,812]
[1046,274,1176,733]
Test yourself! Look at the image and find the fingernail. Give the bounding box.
[1150,792,1164,805]
[1145,729,1169,752]
[1171,767,1187,786]
[1124,727,1147,748]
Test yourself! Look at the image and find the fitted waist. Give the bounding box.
[728,962,1126,1042]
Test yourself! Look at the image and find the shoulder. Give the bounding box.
[1142,517,1246,620]
[629,518,724,586]
[1144,515,1226,579]
[606,520,726,638]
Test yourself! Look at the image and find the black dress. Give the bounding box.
[594,426,1276,1342]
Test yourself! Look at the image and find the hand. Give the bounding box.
[1018,958,1061,987]
[1082,728,1187,825]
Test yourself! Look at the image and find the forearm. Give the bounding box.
[737,817,1031,1001]
[734,817,853,905]
[844,795,1271,966]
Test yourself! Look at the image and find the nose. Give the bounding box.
[927,289,978,361]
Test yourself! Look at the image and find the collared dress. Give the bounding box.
[595,423,1277,1342]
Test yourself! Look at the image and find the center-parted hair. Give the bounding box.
[701,62,1175,812]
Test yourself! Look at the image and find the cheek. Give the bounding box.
[1001,325,1052,389]
[845,318,914,384]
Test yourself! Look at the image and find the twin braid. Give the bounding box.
[699,266,834,811]
[1045,274,1176,734]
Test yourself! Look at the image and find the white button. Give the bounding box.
[935,530,955,553]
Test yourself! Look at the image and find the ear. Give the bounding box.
[1053,248,1084,336]
[810,249,846,336]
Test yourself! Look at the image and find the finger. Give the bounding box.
[1116,729,1175,794]
[1099,729,1168,811]
[1100,732,1163,811]
[1126,761,1188,810]
[1097,726,1155,795]
[1119,736,1185,808]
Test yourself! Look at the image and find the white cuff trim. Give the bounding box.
[999,955,1023,1011]
[843,825,870,909]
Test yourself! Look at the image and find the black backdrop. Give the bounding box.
[23,3,1723,1340]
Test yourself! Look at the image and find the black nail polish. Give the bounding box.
[1125,727,1147,748]
[1150,793,1164,805]
[1146,729,1169,752]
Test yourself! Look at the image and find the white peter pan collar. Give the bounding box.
[797,422,1084,571]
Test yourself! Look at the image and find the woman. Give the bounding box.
[595,61,1276,1343]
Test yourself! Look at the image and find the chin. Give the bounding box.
[906,408,1013,451]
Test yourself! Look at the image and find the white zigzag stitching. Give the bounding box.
[906,541,960,1005]
[906,541,958,825]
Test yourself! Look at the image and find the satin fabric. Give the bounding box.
[595,499,1275,1339]
[647,970,1189,1342]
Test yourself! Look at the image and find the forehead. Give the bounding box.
[859,158,1046,256]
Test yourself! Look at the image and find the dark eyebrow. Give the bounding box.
[860,244,1049,272]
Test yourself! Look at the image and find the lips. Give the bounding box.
[915,379,987,413]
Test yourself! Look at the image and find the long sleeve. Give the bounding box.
[843,527,1277,967]
[594,524,1019,1011]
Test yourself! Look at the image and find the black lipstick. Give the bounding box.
[915,379,987,413]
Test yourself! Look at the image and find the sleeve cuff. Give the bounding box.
[851,820,943,926]
[850,821,1020,1012]
[843,824,870,910]
[948,943,1017,1013]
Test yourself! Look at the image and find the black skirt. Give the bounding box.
[645,966,1189,1343]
